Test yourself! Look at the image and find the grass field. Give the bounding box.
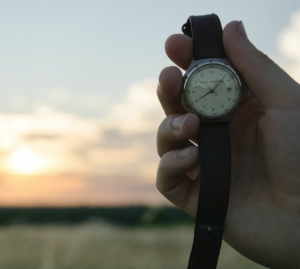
[0,222,267,269]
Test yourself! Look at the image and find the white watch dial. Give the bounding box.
[184,63,242,118]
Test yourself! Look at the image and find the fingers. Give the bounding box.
[156,110,200,217]
[157,113,199,157]
[157,66,186,115]
[165,34,193,70]
[157,34,193,116]
[223,21,300,108]
[156,146,199,216]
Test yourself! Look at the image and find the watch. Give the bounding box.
[181,14,247,268]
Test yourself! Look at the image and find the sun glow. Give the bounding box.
[11,149,43,174]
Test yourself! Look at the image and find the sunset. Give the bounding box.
[0,1,300,268]
[11,148,44,174]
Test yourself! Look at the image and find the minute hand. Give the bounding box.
[212,74,227,90]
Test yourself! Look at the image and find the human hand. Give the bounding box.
[156,21,300,269]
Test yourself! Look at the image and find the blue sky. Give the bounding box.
[0,0,300,206]
[0,0,299,116]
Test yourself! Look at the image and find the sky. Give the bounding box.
[0,0,300,206]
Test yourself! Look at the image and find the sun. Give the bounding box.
[11,148,43,174]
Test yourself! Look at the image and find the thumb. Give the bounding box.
[223,21,300,109]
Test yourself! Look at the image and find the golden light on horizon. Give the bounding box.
[11,148,44,174]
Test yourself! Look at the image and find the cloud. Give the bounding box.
[4,86,109,118]
[0,78,164,205]
[101,78,164,135]
[0,105,100,140]
[0,105,102,174]
[278,10,300,83]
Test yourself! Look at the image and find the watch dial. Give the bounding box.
[184,63,242,118]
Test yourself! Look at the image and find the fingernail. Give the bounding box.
[172,114,190,131]
[178,146,192,160]
[157,83,161,92]
[187,165,200,180]
[237,20,248,39]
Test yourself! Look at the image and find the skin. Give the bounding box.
[156,21,300,269]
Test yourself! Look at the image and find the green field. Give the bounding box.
[0,222,267,269]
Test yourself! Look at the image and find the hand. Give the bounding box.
[156,21,300,269]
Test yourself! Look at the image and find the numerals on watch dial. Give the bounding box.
[184,63,241,118]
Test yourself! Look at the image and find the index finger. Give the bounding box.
[165,34,193,70]
[157,34,193,116]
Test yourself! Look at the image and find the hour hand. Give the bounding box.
[198,90,212,100]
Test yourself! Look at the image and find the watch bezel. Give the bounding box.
[181,58,247,122]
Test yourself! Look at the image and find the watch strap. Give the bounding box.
[182,14,226,60]
[188,122,231,269]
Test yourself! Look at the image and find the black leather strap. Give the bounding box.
[188,122,231,269]
[181,14,231,269]
[182,14,226,60]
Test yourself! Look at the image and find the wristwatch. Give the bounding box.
[181,14,247,268]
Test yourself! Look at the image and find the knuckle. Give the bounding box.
[157,151,173,175]
[155,174,164,193]
[156,152,174,193]
[157,115,176,138]
[156,115,180,157]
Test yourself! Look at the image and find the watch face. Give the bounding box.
[183,62,242,119]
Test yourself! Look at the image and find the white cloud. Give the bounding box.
[0,105,102,174]
[278,10,300,83]
[101,78,164,135]
[0,104,101,142]
[47,86,71,105]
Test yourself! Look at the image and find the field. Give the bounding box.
[0,222,267,269]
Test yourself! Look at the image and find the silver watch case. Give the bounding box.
[181,58,248,122]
